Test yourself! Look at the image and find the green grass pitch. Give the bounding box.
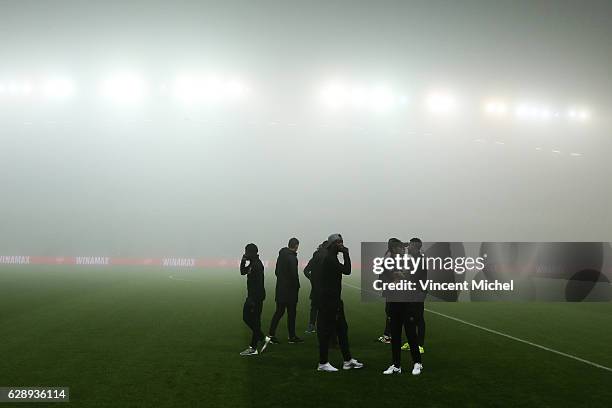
[1,266,611,407]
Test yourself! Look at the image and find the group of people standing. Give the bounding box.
[239,234,425,375]
[377,237,426,375]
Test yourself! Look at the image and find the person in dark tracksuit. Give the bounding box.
[303,241,327,334]
[239,243,265,356]
[402,237,427,353]
[377,239,399,344]
[265,237,303,345]
[315,234,364,372]
[381,238,423,375]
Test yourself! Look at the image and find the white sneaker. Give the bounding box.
[239,346,258,356]
[260,336,272,353]
[343,358,364,370]
[383,365,401,375]
[317,362,339,372]
[412,363,423,375]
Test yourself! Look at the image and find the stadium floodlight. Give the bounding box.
[349,86,368,108]
[369,85,395,112]
[515,103,553,121]
[7,81,19,95]
[538,108,552,120]
[3,80,33,96]
[173,75,204,103]
[100,72,148,105]
[425,91,457,114]
[203,76,224,102]
[42,77,75,99]
[483,100,508,115]
[515,104,530,119]
[319,81,402,112]
[320,82,349,109]
[173,74,248,104]
[568,108,591,121]
[21,81,33,95]
[226,80,246,98]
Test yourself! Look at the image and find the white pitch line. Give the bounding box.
[342,281,612,373]
[424,308,612,373]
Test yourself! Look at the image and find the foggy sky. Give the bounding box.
[1,0,611,259]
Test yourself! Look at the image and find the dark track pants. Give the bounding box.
[268,301,297,338]
[389,302,422,368]
[309,301,318,326]
[413,301,425,346]
[317,300,351,364]
[243,298,264,348]
[384,302,391,336]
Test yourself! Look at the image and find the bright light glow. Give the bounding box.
[21,81,33,95]
[204,76,223,102]
[225,79,248,100]
[369,85,395,112]
[42,77,75,99]
[319,81,400,112]
[425,91,457,114]
[515,105,529,118]
[173,74,248,104]
[1,80,33,96]
[8,81,19,94]
[483,100,508,115]
[515,103,553,121]
[320,82,349,109]
[538,108,552,120]
[174,75,201,103]
[100,72,148,105]
[349,86,367,108]
[568,108,591,121]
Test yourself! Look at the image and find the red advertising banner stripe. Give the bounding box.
[0,256,361,268]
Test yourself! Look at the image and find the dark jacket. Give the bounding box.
[381,251,403,303]
[381,251,428,303]
[408,252,428,303]
[317,248,351,306]
[240,256,265,302]
[274,247,300,304]
[304,248,326,300]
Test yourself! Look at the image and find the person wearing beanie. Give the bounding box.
[239,243,266,356]
[316,234,364,372]
[263,237,303,347]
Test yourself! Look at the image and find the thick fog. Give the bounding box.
[1,0,611,259]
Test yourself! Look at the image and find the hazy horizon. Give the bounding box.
[1,0,611,258]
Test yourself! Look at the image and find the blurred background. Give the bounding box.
[1,0,611,258]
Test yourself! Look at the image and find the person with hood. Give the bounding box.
[239,243,266,356]
[264,237,303,346]
[316,234,364,372]
[303,240,327,334]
